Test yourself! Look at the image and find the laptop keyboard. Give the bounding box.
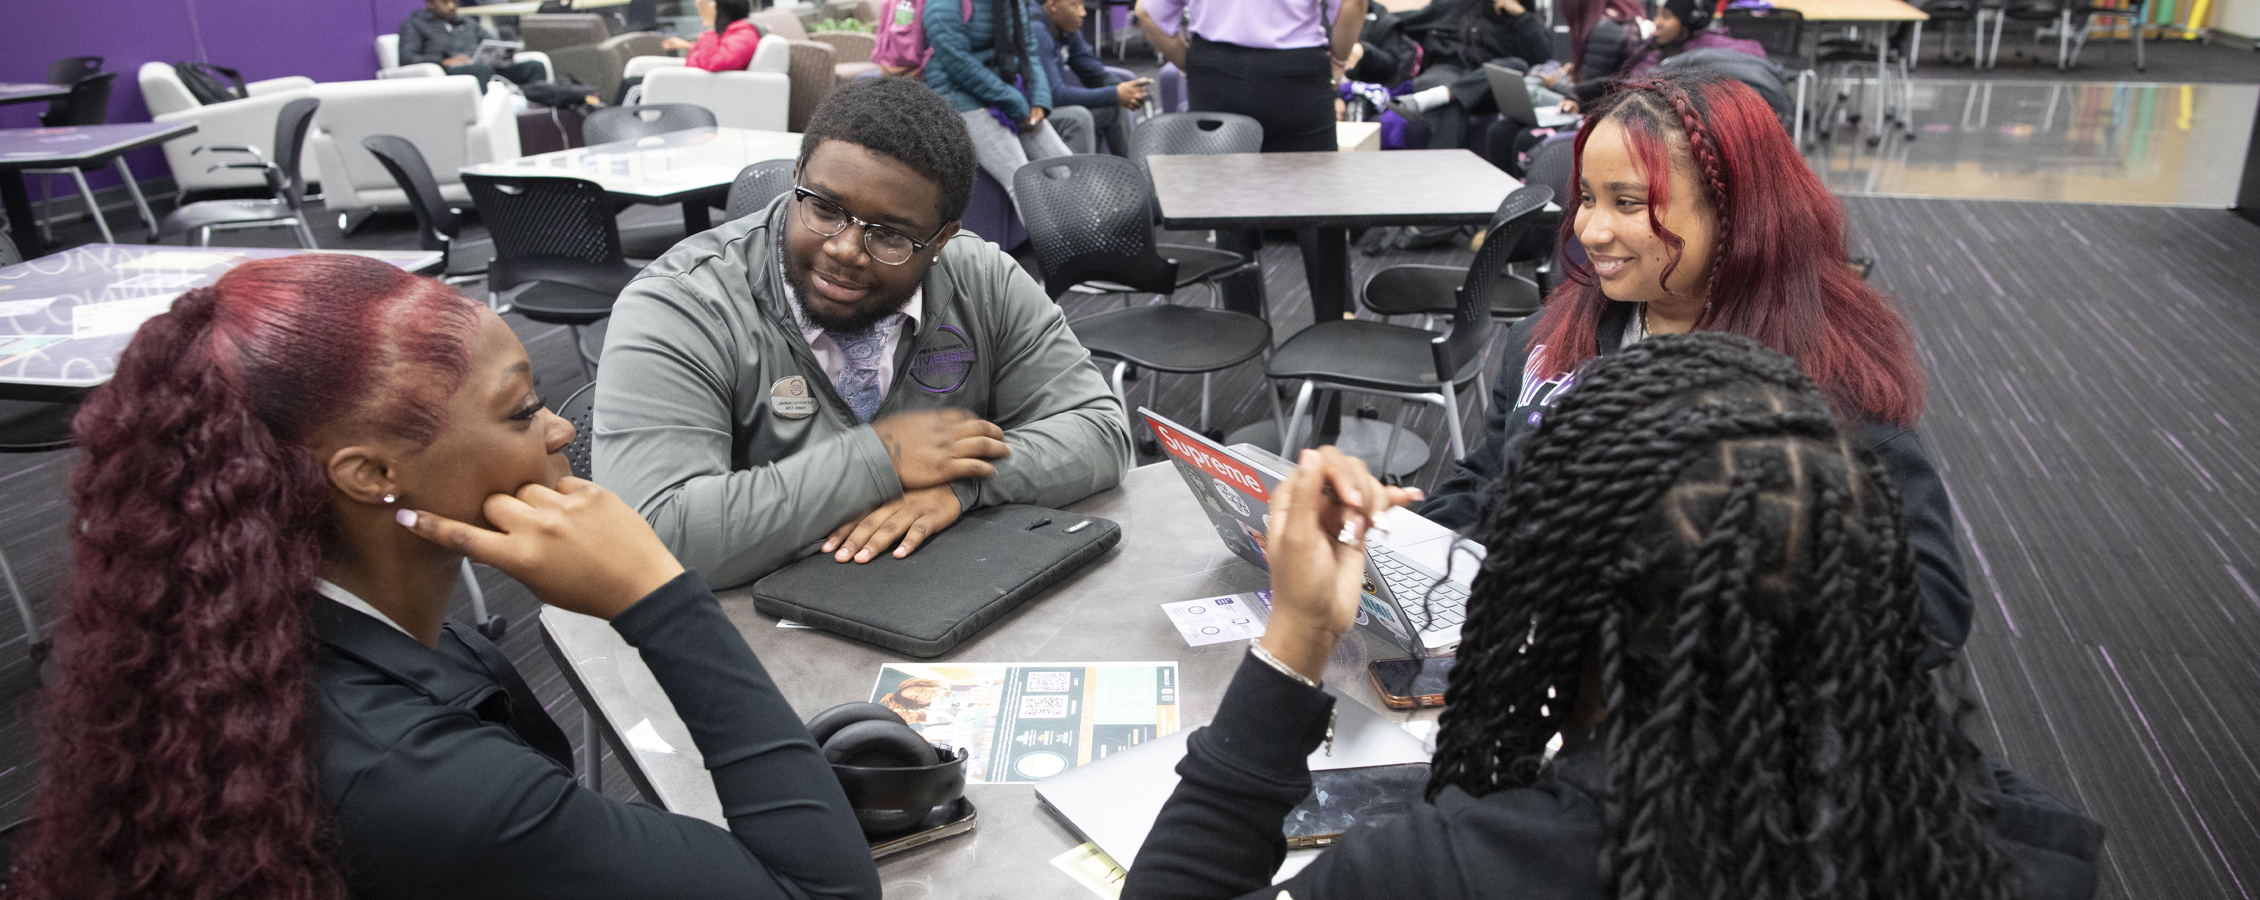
[1372,549,1468,633]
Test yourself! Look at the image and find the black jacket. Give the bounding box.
[312,571,881,900]
[1566,17,1635,104]
[1122,653,2107,900]
[1416,303,1975,666]
[1400,0,1554,70]
[398,8,493,66]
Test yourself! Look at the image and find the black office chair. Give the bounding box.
[559,381,597,481]
[724,159,796,221]
[461,172,644,379]
[1016,154,1272,443]
[581,104,720,257]
[156,97,321,249]
[583,103,718,145]
[1988,0,2077,68]
[1122,112,1265,289]
[27,71,159,244]
[1916,0,1990,66]
[1266,186,1554,466]
[362,134,496,285]
[43,56,103,88]
[2065,0,2149,69]
[1720,8,1817,146]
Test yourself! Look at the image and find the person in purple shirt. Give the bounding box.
[1133,0,1368,154]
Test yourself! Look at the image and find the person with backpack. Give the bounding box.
[399,0,546,87]
[923,0,1070,207]
[659,0,763,71]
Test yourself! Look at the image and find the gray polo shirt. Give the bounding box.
[593,196,1132,588]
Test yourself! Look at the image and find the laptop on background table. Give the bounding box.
[1487,62,1582,130]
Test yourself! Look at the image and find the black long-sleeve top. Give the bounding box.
[1122,653,2106,900]
[1566,16,1636,104]
[311,571,881,900]
[1415,303,1976,667]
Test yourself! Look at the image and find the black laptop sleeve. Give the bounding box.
[749,504,1121,658]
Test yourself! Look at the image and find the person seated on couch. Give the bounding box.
[661,0,764,71]
[400,0,547,87]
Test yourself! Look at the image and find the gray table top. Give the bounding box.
[460,126,803,203]
[0,245,442,401]
[542,462,1436,899]
[0,121,199,169]
[1147,149,1522,230]
[0,84,70,106]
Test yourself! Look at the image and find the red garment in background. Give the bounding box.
[687,19,762,71]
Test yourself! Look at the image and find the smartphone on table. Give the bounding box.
[1283,763,1432,849]
[1368,655,1454,709]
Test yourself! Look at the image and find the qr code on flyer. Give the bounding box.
[1025,671,1072,693]
[1018,695,1071,719]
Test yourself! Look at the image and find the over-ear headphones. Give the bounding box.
[806,702,968,835]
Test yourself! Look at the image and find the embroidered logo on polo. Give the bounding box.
[908,324,976,393]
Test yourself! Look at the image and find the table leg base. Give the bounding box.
[1224,416,1432,478]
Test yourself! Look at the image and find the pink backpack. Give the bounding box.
[873,0,976,74]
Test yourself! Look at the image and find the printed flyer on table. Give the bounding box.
[869,662,1179,783]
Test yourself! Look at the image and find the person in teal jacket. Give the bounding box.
[923,0,1071,207]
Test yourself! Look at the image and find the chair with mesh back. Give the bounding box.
[1361,191,1554,329]
[724,159,796,221]
[1118,112,1266,294]
[462,173,645,379]
[1016,155,1272,442]
[156,97,322,249]
[27,72,160,244]
[362,134,494,285]
[1267,186,1553,464]
[583,103,718,146]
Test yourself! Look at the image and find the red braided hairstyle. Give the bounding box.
[13,255,483,900]
[1531,70,1924,427]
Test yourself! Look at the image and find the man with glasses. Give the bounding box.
[593,78,1131,588]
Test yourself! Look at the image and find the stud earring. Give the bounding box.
[382,493,397,504]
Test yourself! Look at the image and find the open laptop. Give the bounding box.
[1487,62,1581,129]
[1140,408,1476,657]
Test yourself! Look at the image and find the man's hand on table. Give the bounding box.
[823,484,962,562]
[870,408,1010,490]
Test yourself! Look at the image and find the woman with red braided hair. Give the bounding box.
[1120,333,2103,900]
[1420,69,1973,672]
[10,254,881,899]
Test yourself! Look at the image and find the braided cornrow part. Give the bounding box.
[1428,332,2011,900]
[1654,81,1732,262]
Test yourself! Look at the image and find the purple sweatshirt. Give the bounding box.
[1625,27,1768,77]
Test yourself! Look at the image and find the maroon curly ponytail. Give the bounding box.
[13,255,482,900]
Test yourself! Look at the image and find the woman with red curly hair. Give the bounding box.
[11,255,881,900]
[1418,69,1971,669]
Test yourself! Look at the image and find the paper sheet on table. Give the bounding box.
[1160,591,1272,647]
[73,293,179,338]
[0,297,57,318]
[870,661,1178,783]
[1050,842,1126,899]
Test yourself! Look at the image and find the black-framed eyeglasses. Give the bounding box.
[791,186,947,266]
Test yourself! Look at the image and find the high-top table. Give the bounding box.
[0,121,198,256]
[1145,149,1520,474]
[0,244,441,402]
[461,126,802,235]
[540,462,1437,898]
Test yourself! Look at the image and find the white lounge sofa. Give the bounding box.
[307,75,521,231]
[138,62,318,197]
[375,34,555,82]
[626,37,790,131]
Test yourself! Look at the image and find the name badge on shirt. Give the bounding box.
[771,375,817,419]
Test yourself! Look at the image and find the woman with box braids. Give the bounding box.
[1429,332,2012,900]
[1120,332,2101,900]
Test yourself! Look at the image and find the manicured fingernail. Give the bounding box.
[856,550,872,562]
[395,509,418,528]
[1300,449,1319,465]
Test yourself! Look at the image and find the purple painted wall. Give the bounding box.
[0,0,430,190]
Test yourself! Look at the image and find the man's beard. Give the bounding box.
[787,261,910,335]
